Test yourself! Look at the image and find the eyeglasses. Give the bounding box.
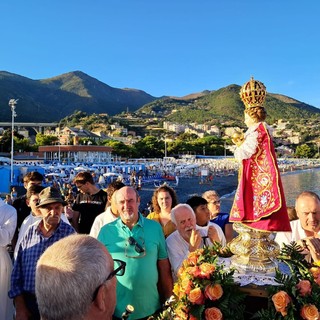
[92,259,126,301]
[76,183,85,190]
[209,200,221,205]
[128,236,145,253]
[125,236,146,258]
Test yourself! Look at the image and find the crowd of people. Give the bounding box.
[1,169,320,320]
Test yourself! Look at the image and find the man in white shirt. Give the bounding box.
[14,185,44,260]
[275,191,320,261]
[90,181,125,238]
[186,196,226,247]
[166,203,224,280]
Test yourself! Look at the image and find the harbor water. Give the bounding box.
[137,167,320,213]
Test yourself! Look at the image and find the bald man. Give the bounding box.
[36,234,125,320]
[275,191,320,262]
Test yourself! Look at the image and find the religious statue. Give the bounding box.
[229,77,291,273]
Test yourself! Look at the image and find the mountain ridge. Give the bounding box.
[137,84,320,125]
[0,71,156,122]
[0,71,319,124]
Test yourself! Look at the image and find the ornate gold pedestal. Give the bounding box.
[229,223,280,274]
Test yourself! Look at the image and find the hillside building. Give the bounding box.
[56,127,101,145]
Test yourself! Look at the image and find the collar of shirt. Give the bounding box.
[36,220,62,238]
[117,213,144,229]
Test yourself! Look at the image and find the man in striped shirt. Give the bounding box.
[9,187,75,320]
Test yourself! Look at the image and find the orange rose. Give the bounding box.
[310,267,320,286]
[272,290,291,316]
[204,283,223,301]
[314,275,320,286]
[205,307,223,320]
[296,280,312,297]
[188,287,205,304]
[186,266,201,278]
[199,263,216,278]
[187,251,201,265]
[310,267,320,277]
[300,304,320,320]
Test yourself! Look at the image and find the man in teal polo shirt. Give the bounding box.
[98,186,173,319]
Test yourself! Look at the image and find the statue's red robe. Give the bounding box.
[230,122,291,231]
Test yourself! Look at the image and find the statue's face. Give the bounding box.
[244,112,256,128]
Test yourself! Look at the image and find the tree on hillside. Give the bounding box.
[0,129,28,152]
[14,137,34,152]
[133,136,163,157]
[295,144,314,158]
[177,133,198,141]
[103,140,132,158]
[167,139,189,156]
[36,133,58,146]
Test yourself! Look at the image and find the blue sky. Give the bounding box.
[1,1,320,107]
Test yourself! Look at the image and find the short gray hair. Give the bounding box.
[295,191,320,204]
[36,234,112,320]
[202,190,219,201]
[171,203,195,226]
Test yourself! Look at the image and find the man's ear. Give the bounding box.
[26,199,31,207]
[93,284,106,312]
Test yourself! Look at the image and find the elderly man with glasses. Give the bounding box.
[98,186,173,320]
[36,234,125,320]
[202,190,234,243]
[9,187,75,320]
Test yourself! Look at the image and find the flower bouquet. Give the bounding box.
[159,244,246,320]
[253,242,320,320]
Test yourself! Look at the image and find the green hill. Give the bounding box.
[0,71,156,122]
[137,84,320,125]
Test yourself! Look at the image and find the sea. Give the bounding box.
[281,168,320,206]
[138,167,320,213]
[219,167,320,213]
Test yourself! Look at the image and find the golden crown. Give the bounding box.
[240,77,266,109]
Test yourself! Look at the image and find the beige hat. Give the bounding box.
[36,187,67,207]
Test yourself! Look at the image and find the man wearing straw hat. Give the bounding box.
[9,187,75,320]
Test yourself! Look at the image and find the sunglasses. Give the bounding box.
[92,259,126,301]
[128,236,145,253]
[209,200,221,205]
[125,236,146,258]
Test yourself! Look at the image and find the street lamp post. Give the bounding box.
[164,138,167,158]
[9,99,18,185]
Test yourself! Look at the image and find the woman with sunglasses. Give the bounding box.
[202,190,234,243]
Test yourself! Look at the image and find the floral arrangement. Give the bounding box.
[158,244,246,320]
[155,242,320,320]
[254,242,320,320]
